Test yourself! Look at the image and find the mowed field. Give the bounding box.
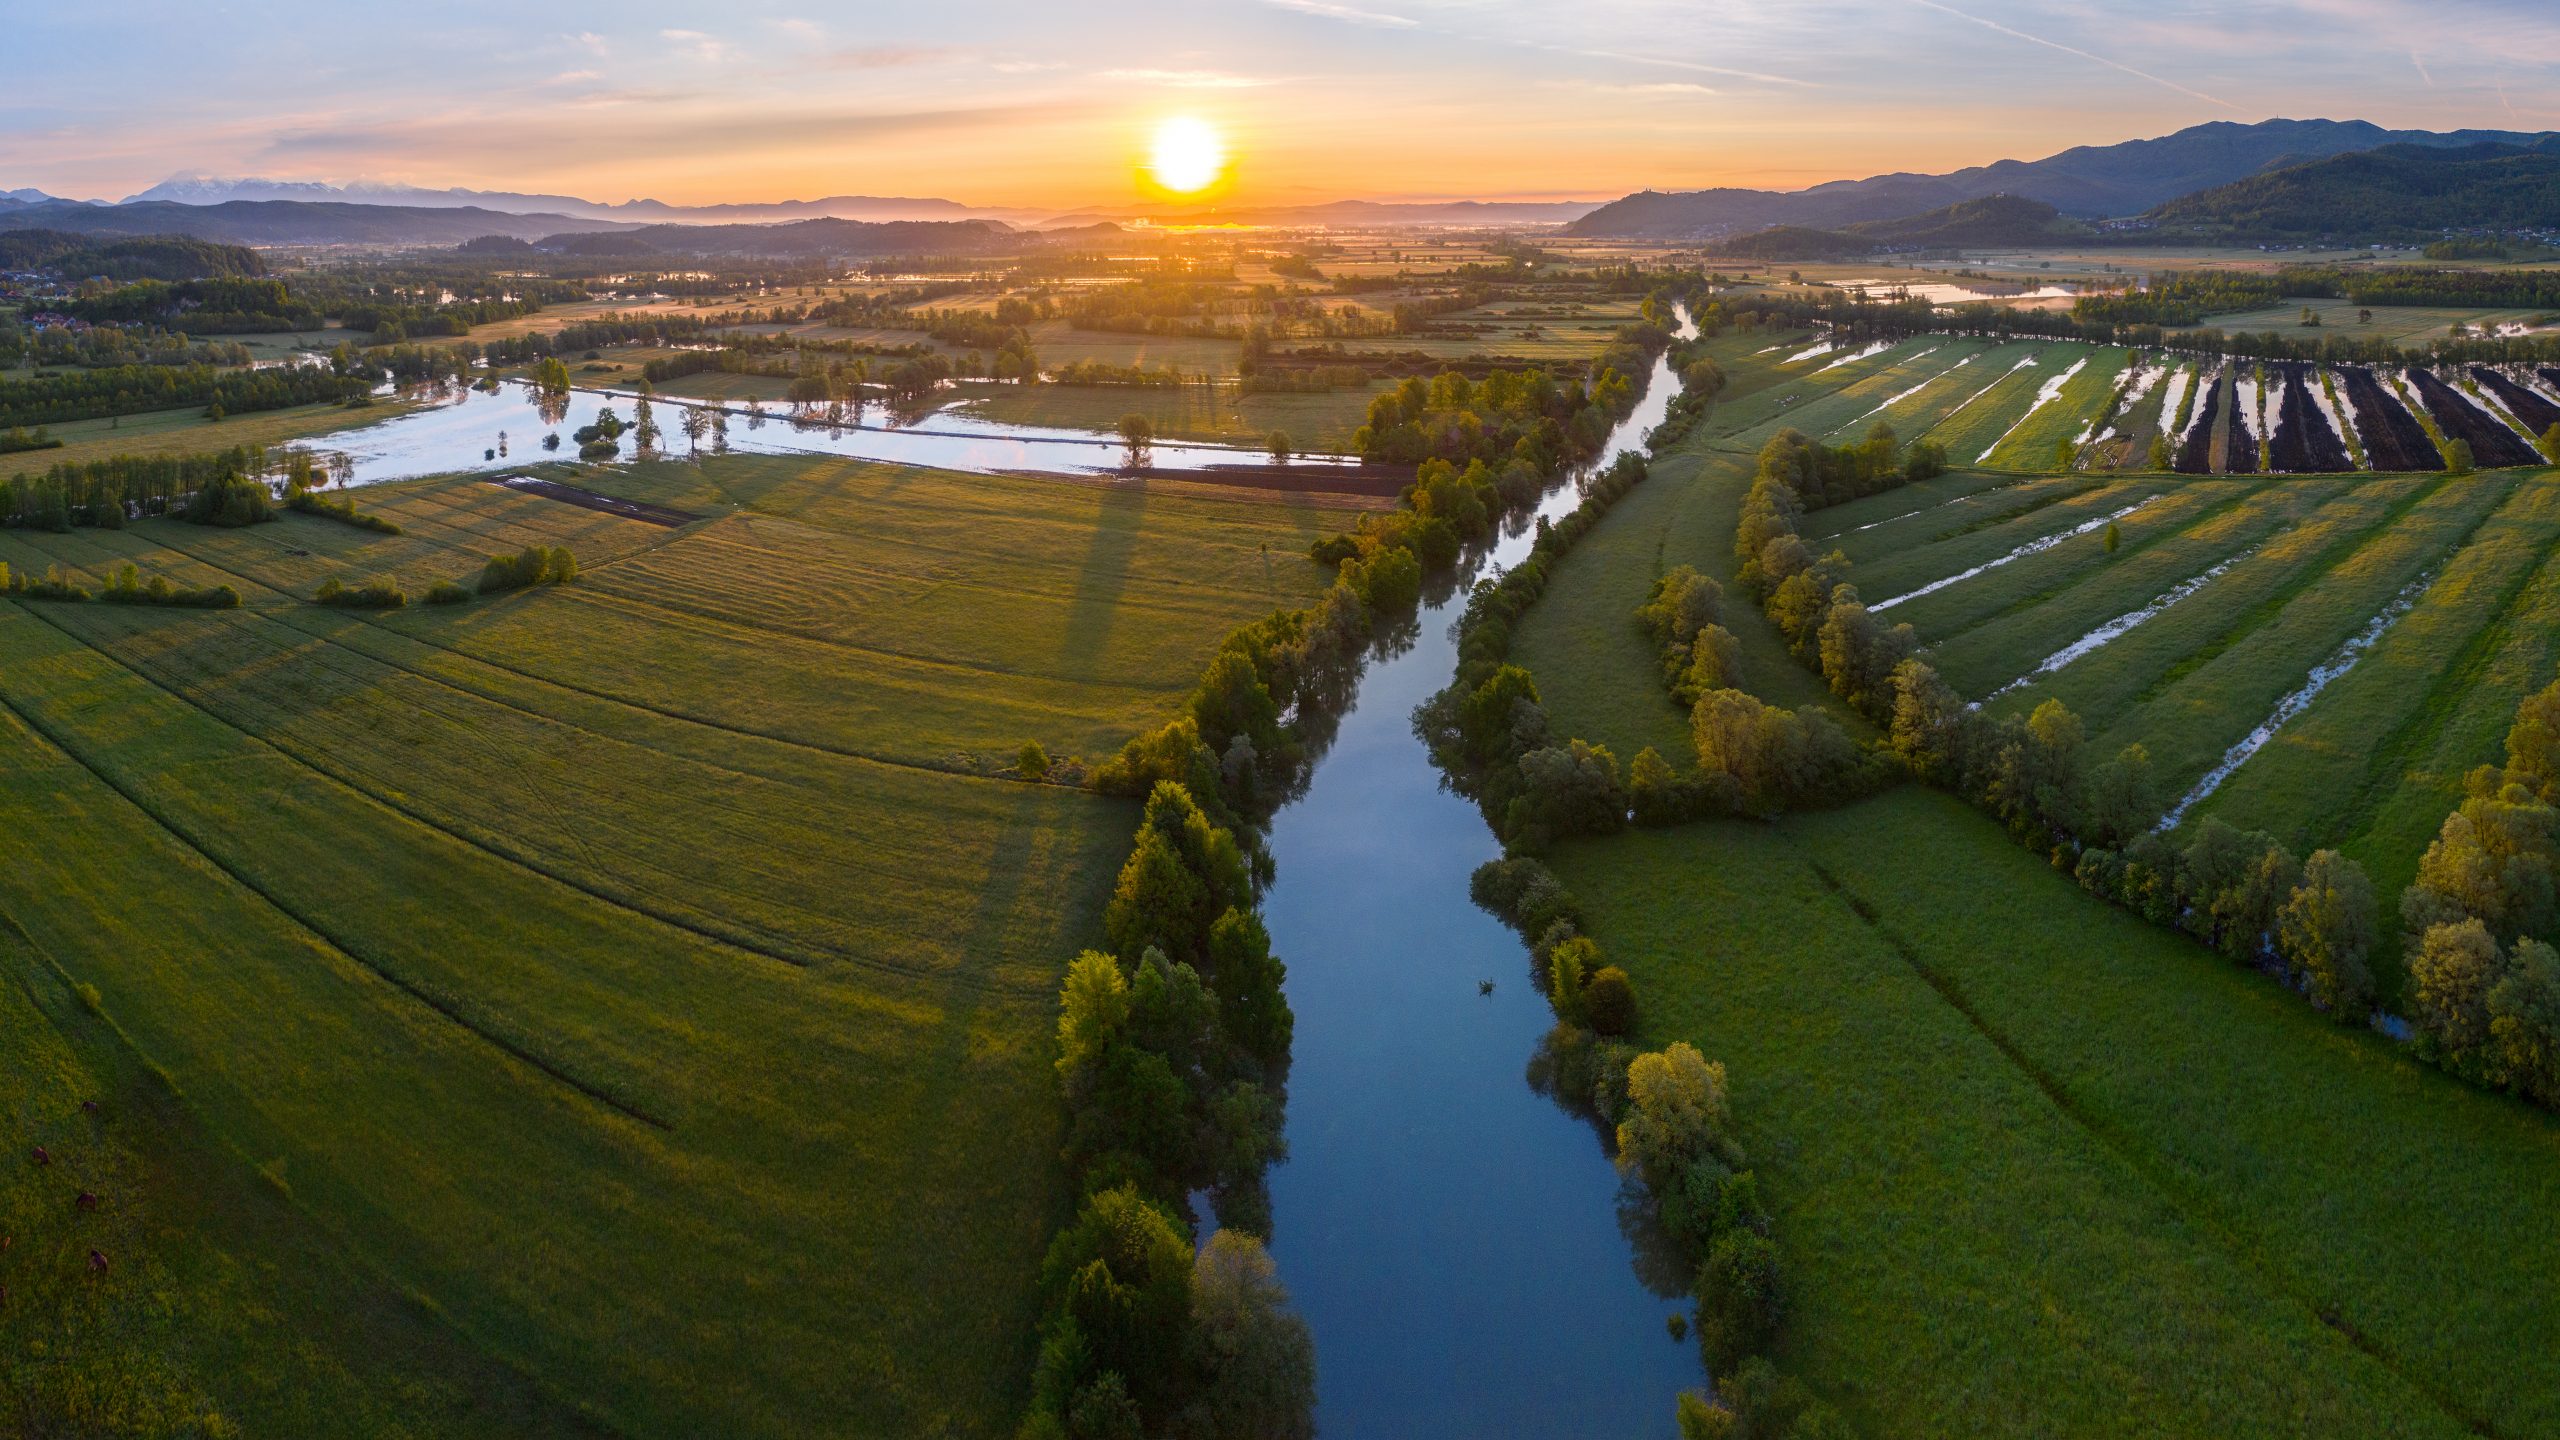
[0,453,1341,1436]
[1507,328,2560,1436]
[1553,791,2560,1440]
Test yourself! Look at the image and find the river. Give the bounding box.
[1262,313,1701,1438]
[279,381,1361,487]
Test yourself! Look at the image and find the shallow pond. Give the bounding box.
[283,382,1359,486]
[1261,313,1702,1438]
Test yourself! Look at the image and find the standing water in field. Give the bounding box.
[1871,496,2154,613]
[1260,313,1701,1439]
[272,379,1363,486]
[2156,570,2436,831]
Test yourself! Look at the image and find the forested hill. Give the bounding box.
[2145,140,2560,240]
[0,229,266,279]
[0,199,625,245]
[1710,195,2091,261]
[1843,194,2091,247]
[1567,118,2558,237]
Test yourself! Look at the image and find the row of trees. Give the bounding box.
[1728,420,2560,1111]
[2,445,312,530]
[0,559,239,609]
[0,362,364,429]
[1036,340,1689,1434]
[2400,685,2560,1107]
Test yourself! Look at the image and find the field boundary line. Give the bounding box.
[2316,517,2560,853]
[1798,849,2504,1440]
[0,609,675,1132]
[46,602,1059,998]
[2127,473,2464,708]
[1926,477,2283,647]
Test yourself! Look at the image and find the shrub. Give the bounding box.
[478,544,577,595]
[314,576,406,609]
[424,579,471,605]
[286,486,403,534]
[1583,965,1638,1037]
[1695,1230,1784,1371]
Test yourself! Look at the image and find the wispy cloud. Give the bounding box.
[1255,0,1419,29]
[1104,67,1281,88]
[1906,0,2236,109]
[549,69,601,85]
[826,45,961,70]
[2409,50,2435,86]
[661,29,736,63]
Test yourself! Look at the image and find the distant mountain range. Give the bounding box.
[2147,139,2560,240]
[0,199,625,246]
[119,175,1022,225]
[1567,119,2560,238]
[1710,195,2093,260]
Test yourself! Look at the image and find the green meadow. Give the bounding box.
[0,453,1339,1437]
[1505,326,2560,1433]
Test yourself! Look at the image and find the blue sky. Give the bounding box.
[7,0,2560,206]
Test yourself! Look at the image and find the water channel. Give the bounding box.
[1262,312,1700,1438]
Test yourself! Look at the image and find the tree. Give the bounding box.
[1118,413,1155,470]
[681,404,709,456]
[1266,430,1292,466]
[1695,1230,1783,1370]
[1584,965,1638,1037]
[2488,937,2560,1105]
[1038,1186,1196,1424]
[1020,741,1054,780]
[1056,951,1131,1095]
[2410,919,2502,1062]
[2277,850,2377,1019]
[2103,521,2121,554]
[1615,1042,1729,1192]
[2442,436,2474,476]
[1183,1230,1316,1440]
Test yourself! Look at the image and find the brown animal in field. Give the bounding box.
[87,1250,108,1274]
[29,1146,47,1166]
[80,1100,98,1115]
[75,1192,100,1212]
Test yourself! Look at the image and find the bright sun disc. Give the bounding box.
[1150,116,1226,194]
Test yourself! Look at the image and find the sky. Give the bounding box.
[9,0,2560,210]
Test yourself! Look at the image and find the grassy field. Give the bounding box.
[2175,298,2560,346]
[0,453,1341,1436]
[6,397,427,474]
[1549,788,2560,1439]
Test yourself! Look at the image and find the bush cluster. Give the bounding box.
[478,545,578,595]
[286,485,403,534]
[314,576,406,609]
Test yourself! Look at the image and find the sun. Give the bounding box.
[1149,116,1227,195]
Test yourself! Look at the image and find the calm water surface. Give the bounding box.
[287,382,1359,486]
[1263,314,1701,1438]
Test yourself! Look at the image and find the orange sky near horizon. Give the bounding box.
[8,0,2560,208]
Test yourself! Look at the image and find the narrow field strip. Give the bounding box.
[1882,479,2256,638]
[1874,497,2155,612]
[2159,571,2436,830]
[1981,550,2256,702]
[2023,476,2451,728]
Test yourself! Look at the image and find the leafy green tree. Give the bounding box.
[2276,851,2378,1019]
[1616,1042,1729,1192]
[1183,1230,1316,1440]
[1118,413,1155,469]
[2410,919,2502,1062]
[1695,1230,1783,1370]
